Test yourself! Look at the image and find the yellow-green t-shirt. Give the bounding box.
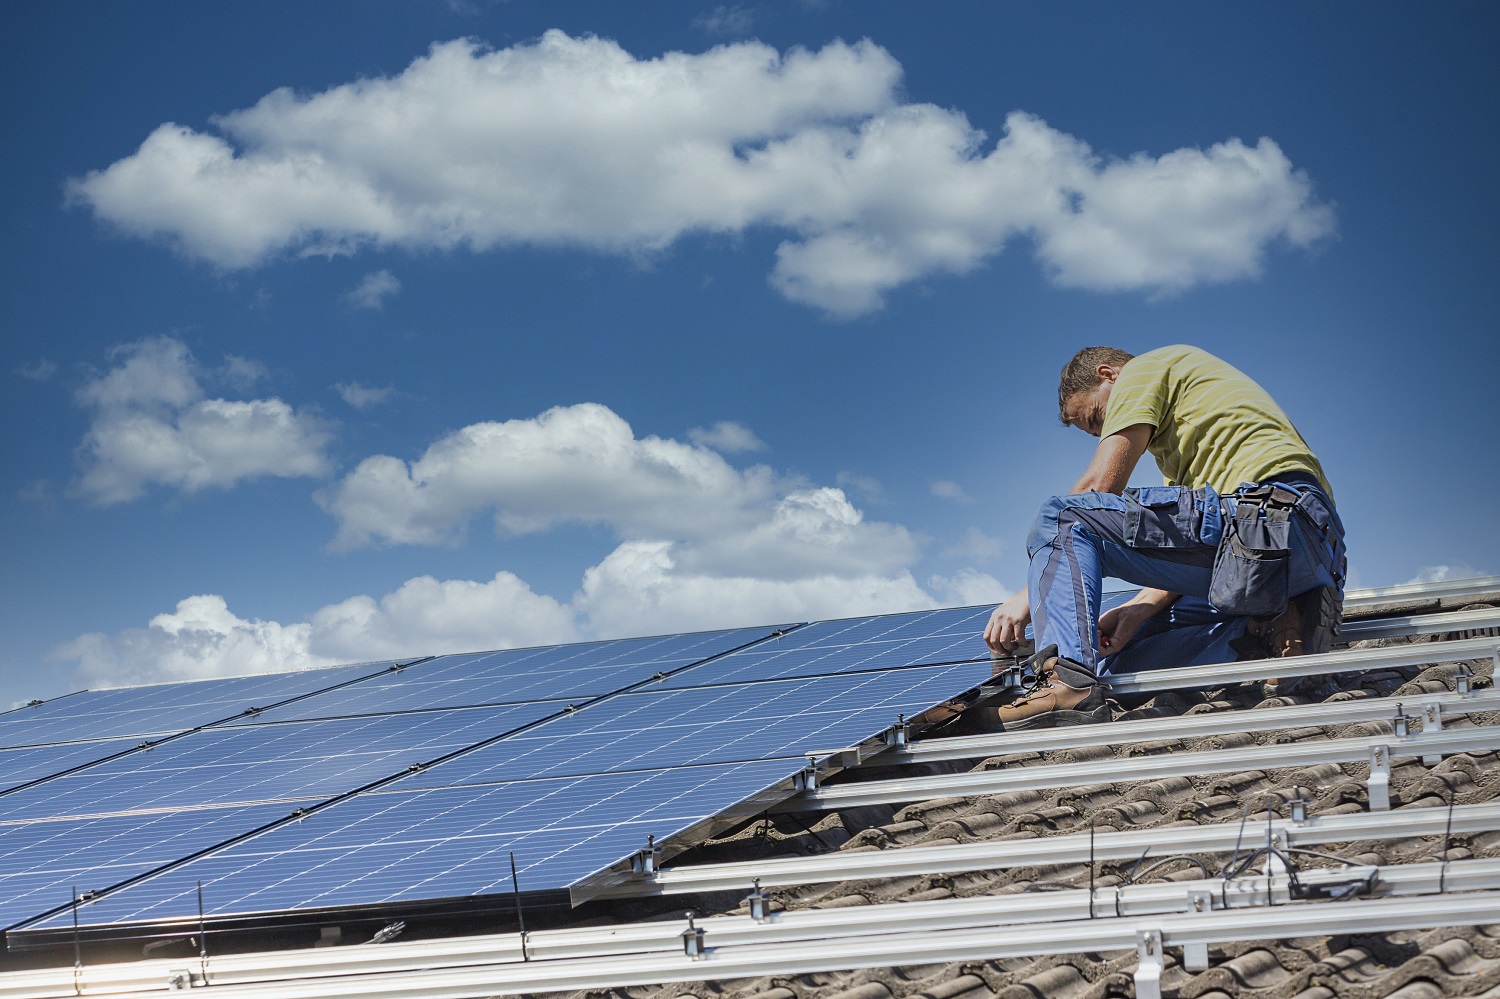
[1099,345,1333,499]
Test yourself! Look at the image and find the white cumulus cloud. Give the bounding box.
[71,336,333,505]
[343,269,401,310]
[309,572,578,661]
[931,479,973,502]
[67,31,1333,317]
[318,402,782,549]
[56,594,328,690]
[687,420,766,453]
[56,403,1013,688]
[1405,564,1487,585]
[334,381,397,409]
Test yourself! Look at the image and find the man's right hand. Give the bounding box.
[984,590,1031,653]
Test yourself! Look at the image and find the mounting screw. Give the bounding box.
[746,878,772,921]
[1455,663,1474,695]
[681,911,706,958]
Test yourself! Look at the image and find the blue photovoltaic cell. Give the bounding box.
[656,605,992,689]
[398,662,992,789]
[0,739,143,793]
[0,702,563,823]
[243,626,783,723]
[36,760,800,929]
[0,661,404,750]
[7,606,994,936]
[0,800,293,930]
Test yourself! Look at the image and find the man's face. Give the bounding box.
[1061,365,1120,437]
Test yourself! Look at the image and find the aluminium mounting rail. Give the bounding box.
[1344,574,1500,611]
[1341,605,1500,641]
[598,798,1500,898]
[1107,633,1500,696]
[13,892,1499,999]
[772,723,1500,812]
[8,857,1500,999]
[881,686,1500,766]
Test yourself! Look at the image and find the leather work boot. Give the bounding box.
[1252,584,1343,697]
[984,655,1109,730]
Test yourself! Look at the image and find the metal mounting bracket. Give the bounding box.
[1135,929,1164,999]
[1182,890,1212,970]
[1369,744,1392,811]
[1421,701,1445,764]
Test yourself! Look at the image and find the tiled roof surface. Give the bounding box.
[556,592,1500,999]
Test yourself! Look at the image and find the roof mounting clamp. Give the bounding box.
[1456,663,1475,695]
[631,835,660,875]
[1393,710,1414,738]
[1263,828,1291,877]
[1134,929,1164,999]
[884,714,910,748]
[1368,745,1392,811]
[978,664,1027,699]
[1422,702,1445,764]
[167,969,193,990]
[745,879,772,921]
[1182,941,1210,972]
[681,912,706,958]
[798,756,821,791]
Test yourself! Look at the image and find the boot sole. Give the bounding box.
[1001,703,1111,731]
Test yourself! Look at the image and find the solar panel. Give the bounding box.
[241,626,781,723]
[0,660,409,749]
[654,605,991,689]
[0,801,294,930]
[397,662,990,789]
[19,659,992,934]
[0,739,143,794]
[0,702,565,823]
[20,759,805,931]
[4,610,996,941]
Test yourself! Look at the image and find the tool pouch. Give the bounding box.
[1209,485,1295,616]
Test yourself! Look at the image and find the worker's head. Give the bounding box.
[1058,346,1134,436]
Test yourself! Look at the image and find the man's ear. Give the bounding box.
[1096,364,1121,384]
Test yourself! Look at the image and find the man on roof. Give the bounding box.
[978,344,1347,730]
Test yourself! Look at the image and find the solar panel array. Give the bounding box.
[1,608,995,942]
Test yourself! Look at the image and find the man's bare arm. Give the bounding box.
[1099,586,1179,654]
[1069,423,1153,495]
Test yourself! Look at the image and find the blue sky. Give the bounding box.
[4,1,1497,704]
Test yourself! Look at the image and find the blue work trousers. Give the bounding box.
[1025,481,1345,675]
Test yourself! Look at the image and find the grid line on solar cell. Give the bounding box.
[0,801,295,931]
[657,605,992,689]
[0,739,145,795]
[397,661,992,789]
[0,701,565,823]
[0,659,410,750]
[242,625,788,724]
[7,609,994,936]
[32,760,802,929]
